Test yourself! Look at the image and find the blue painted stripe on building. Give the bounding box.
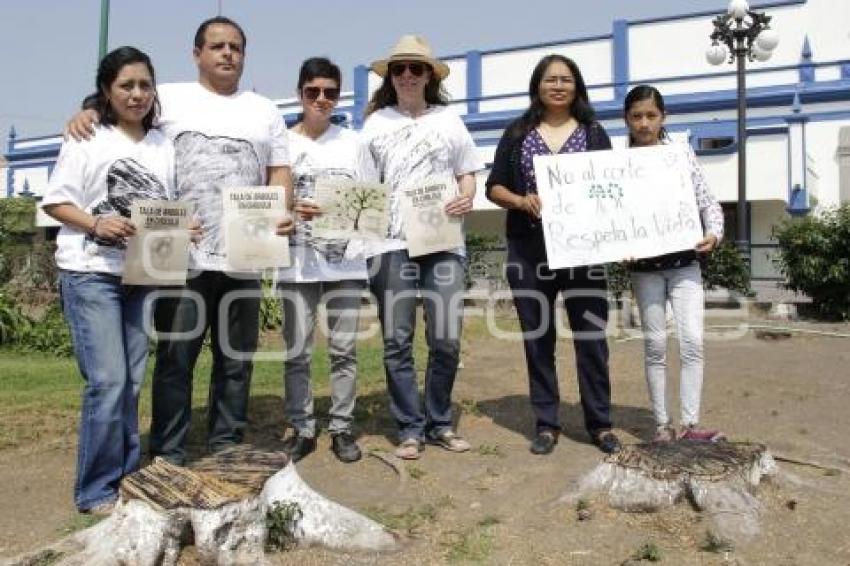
[612,20,629,100]
[6,165,13,197]
[352,65,369,130]
[786,134,793,210]
[5,146,62,162]
[634,58,847,87]
[473,33,612,57]
[466,50,482,115]
[627,0,806,27]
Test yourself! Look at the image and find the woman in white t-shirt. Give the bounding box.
[41,47,174,515]
[359,36,484,460]
[275,57,366,464]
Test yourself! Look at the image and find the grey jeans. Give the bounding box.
[278,279,364,437]
[631,262,705,427]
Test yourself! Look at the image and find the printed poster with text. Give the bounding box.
[532,144,703,269]
[223,185,290,271]
[122,200,190,286]
[311,179,390,240]
[401,176,464,258]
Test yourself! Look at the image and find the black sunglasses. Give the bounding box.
[389,62,429,77]
[302,86,340,102]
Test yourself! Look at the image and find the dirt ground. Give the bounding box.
[2,309,849,565]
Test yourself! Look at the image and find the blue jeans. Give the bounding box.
[367,250,465,442]
[60,270,151,511]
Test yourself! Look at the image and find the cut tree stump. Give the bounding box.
[8,446,397,566]
[563,441,778,544]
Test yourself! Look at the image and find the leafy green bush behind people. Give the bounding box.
[773,204,850,320]
[0,293,72,355]
[608,242,752,300]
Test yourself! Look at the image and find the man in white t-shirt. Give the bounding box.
[68,16,294,465]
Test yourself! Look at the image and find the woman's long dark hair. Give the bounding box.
[92,46,160,132]
[507,54,595,141]
[624,85,668,146]
[364,65,449,117]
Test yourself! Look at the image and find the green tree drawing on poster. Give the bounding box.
[335,185,384,230]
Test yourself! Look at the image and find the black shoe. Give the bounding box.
[284,435,316,463]
[593,431,622,454]
[331,432,362,463]
[530,430,558,455]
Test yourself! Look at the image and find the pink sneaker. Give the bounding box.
[678,426,725,442]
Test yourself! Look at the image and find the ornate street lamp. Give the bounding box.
[706,0,779,271]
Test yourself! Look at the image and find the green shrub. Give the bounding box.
[259,278,282,330]
[606,242,752,300]
[773,204,850,320]
[0,292,31,345]
[465,233,504,290]
[606,262,631,299]
[0,292,72,355]
[18,303,73,356]
[0,197,37,236]
[265,501,302,552]
[703,242,753,296]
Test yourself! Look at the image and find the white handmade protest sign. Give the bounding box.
[312,179,390,240]
[400,176,464,257]
[223,185,290,271]
[532,144,704,269]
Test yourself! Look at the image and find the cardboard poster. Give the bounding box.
[222,186,290,271]
[532,144,704,269]
[400,176,464,258]
[122,200,190,286]
[311,179,390,240]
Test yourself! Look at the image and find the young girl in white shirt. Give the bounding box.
[624,85,725,443]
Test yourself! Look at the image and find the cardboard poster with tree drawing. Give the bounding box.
[532,144,704,269]
[311,179,389,240]
[400,176,464,258]
[123,200,191,286]
[222,185,290,271]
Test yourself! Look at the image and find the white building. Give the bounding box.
[6,0,849,280]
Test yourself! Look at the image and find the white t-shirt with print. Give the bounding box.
[157,82,290,271]
[42,125,174,275]
[276,125,367,283]
[357,105,483,257]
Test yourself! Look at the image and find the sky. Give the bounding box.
[1,0,736,142]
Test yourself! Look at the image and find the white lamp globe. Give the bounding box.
[756,27,780,51]
[752,44,772,62]
[728,0,749,19]
[706,44,728,65]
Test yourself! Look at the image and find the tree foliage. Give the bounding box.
[773,204,850,320]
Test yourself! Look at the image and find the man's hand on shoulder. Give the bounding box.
[64,109,100,141]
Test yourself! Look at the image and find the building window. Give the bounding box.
[698,136,735,151]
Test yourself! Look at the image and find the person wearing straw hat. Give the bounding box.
[358,35,483,460]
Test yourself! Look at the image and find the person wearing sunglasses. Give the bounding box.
[276,57,366,464]
[358,35,484,460]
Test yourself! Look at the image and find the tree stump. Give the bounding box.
[566,441,778,543]
[9,446,396,566]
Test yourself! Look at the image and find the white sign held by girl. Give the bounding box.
[532,144,703,269]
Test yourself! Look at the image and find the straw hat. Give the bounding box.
[370,35,450,80]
